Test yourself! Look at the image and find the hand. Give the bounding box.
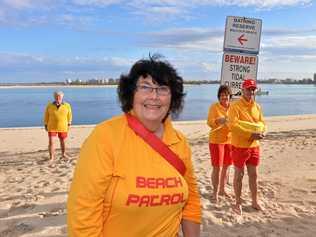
[250,133,265,140]
[216,117,227,125]
[44,125,48,132]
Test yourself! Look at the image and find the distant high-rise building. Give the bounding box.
[314,73,316,83]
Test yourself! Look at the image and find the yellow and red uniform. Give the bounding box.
[67,114,201,237]
[228,97,265,168]
[207,102,232,166]
[228,97,265,148]
[44,102,72,132]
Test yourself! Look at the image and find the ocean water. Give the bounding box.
[0,84,316,128]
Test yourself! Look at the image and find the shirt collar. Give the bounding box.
[129,110,180,146]
[53,101,64,106]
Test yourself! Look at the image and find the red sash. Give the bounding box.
[126,114,186,176]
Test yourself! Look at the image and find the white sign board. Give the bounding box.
[224,16,262,54]
[221,52,258,96]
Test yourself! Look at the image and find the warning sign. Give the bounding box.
[220,52,258,96]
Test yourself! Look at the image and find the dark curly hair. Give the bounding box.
[217,85,232,100]
[117,54,185,118]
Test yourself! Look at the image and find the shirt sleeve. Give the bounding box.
[207,104,217,129]
[44,104,49,125]
[67,125,114,237]
[68,104,72,125]
[227,104,252,139]
[257,104,267,132]
[181,141,202,224]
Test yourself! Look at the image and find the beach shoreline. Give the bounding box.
[0,84,118,89]
[1,114,316,236]
[1,114,316,154]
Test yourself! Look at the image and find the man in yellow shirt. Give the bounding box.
[44,91,72,162]
[228,79,265,215]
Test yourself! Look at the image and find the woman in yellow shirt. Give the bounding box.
[67,55,201,237]
[207,85,232,203]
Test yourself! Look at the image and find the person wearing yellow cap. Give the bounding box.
[228,78,266,215]
[44,91,72,163]
[207,85,232,203]
[67,55,201,237]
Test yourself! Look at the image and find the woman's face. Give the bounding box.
[219,91,230,108]
[133,75,171,126]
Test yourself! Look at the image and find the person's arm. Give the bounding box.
[67,126,113,237]
[207,105,217,128]
[258,104,266,133]
[249,104,266,141]
[227,105,252,139]
[44,104,49,131]
[181,219,200,237]
[181,142,201,236]
[68,104,72,126]
[207,104,224,128]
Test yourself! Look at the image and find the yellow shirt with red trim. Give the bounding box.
[44,102,72,132]
[67,114,201,237]
[207,102,231,144]
[228,97,265,148]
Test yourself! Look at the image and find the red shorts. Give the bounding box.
[232,146,260,169]
[209,143,232,167]
[48,132,68,139]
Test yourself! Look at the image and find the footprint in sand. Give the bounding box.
[14,187,24,193]
[308,202,316,208]
[292,188,309,194]
[9,203,35,215]
[59,172,67,177]
[38,180,50,187]
[50,187,60,192]
[0,223,34,237]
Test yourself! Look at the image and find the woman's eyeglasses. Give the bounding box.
[136,85,170,96]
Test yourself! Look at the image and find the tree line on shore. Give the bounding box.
[1,77,316,87]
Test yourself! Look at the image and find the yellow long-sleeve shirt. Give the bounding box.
[44,102,72,132]
[228,97,265,148]
[67,114,201,237]
[207,102,231,144]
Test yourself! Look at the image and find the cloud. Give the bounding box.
[141,28,223,52]
[263,35,316,49]
[125,0,312,19]
[0,53,131,76]
[209,0,311,8]
[71,0,123,6]
[2,0,54,9]
[0,0,312,27]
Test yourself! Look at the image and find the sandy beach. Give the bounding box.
[1,114,316,236]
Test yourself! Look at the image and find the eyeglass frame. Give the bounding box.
[136,84,171,96]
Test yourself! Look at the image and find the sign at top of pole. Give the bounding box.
[223,16,262,54]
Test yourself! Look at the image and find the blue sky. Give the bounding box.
[0,0,315,82]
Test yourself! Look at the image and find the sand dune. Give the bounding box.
[1,115,316,236]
